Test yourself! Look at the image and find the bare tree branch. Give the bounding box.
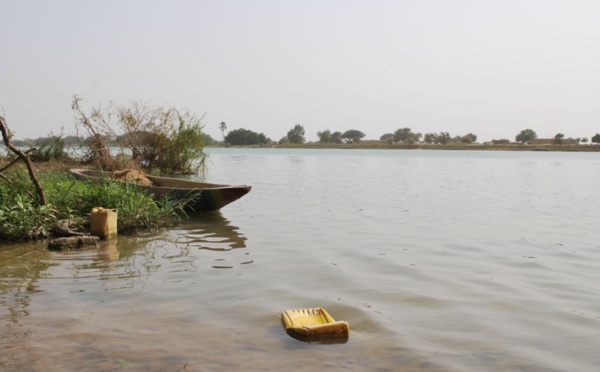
[0,116,46,205]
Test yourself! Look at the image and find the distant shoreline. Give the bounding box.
[212,143,600,152]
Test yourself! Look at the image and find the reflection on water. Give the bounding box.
[170,212,251,269]
[0,212,251,370]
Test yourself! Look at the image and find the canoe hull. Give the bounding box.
[70,169,251,212]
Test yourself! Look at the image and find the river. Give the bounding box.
[1,148,600,371]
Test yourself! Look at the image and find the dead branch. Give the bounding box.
[0,116,46,205]
[72,95,114,164]
[0,148,36,173]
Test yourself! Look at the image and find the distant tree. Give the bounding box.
[278,136,290,144]
[553,133,564,145]
[225,128,262,146]
[202,133,217,145]
[219,122,227,142]
[287,124,305,144]
[581,137,589,144]
[317,130,332,143]
[434,132,451,145]
[341,129,366,143]
[380,133,394,145]
[380,133,394,141]
[258,133,271,145]
[423,133,436,144]
[330,131,343,144]
[516,129,537,144]
[393,128,421,144]
[460,133,477,144]
[592,133,600,144]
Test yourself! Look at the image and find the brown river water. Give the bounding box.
[1,148,600,371]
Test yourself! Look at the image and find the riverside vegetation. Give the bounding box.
[0,96,208,242]
[0,166,193,241]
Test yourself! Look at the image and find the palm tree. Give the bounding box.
[219,122,227,142]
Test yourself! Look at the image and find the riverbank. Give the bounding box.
[0,161,191,242]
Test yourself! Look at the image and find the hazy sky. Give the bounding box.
[1,0,599,142]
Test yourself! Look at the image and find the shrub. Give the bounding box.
[31,132,71,162]
[72,95,208,175]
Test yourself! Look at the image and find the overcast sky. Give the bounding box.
[1,0,599,142]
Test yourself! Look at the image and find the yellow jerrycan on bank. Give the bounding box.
[90,207,118,239]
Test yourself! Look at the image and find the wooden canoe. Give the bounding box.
[70,169,251,212]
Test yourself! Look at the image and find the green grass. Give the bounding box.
[0,169,190,242]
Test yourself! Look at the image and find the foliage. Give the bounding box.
[423,132,451,145]
[591,133,600,144]
[30,131,71,162]
[342,129,366,143]
[278,136,290,144]
[460,133,477,144]
[225,128,269,146]
[423,133,436,144]
[393,128,421,144]
[317,130,332,143]
[0,170,55,240]
[0,169,190,241]
[72,95,207,175]
[0,196,58,241]
[516,129,537,143]
[117,102,206,174]
[380,133,394,141]
[330,131,343,144]
[287,124,305,144]
[202,133,217,145]
[553,133,564,145]
[49,177,186,230]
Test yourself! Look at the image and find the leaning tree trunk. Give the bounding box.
[0,116,46,205]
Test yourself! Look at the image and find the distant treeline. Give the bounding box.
[10,133,218,148]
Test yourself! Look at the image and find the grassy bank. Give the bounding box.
[0,163,190,242]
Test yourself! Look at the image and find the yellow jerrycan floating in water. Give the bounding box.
[281,307,349,342]
[90,207,118,239]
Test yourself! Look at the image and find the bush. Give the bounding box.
[72,95,207,175]
[31,132,71,162]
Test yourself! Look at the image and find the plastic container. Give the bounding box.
[281,308,349,341]
[90,207,118,239]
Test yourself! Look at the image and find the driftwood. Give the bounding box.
[0,116,46,205]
